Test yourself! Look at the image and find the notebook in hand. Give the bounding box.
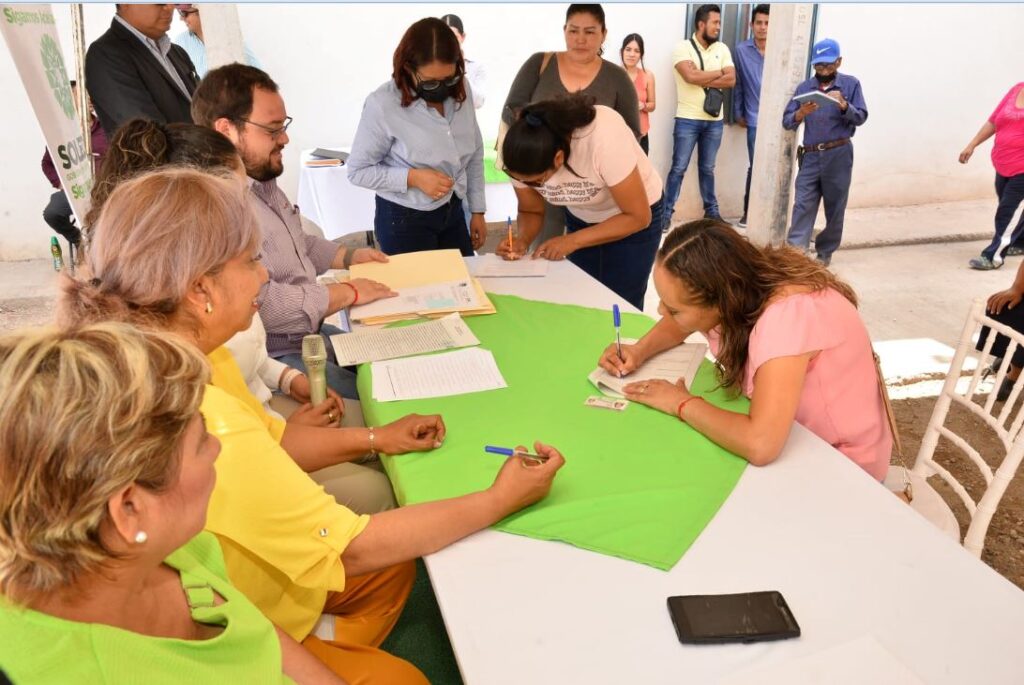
[589,340,708,398]
[793,91,839,108]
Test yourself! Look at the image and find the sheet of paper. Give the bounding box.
[469,254,550,278]
[350,280,480,321]
[350,249,470,289]
[372,347,508,402]
[329,313,480,366]
[588,339,708,398]
[357,278,496,325]
[721,635,924,685]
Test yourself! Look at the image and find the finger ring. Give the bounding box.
[328,411,335,422]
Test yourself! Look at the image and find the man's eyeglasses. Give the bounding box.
[237,116,293,140]
[414,72,462,92]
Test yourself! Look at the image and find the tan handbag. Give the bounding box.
[495,52,555,169]
[874,351,913,502]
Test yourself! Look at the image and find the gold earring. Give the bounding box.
[205,300,213,314]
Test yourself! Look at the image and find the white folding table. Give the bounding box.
[418,257,1024,684]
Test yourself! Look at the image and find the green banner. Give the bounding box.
[359,295,749,570]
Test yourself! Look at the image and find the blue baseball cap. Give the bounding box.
[810,38,841,65]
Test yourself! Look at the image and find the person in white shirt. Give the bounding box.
[441,14,486,109]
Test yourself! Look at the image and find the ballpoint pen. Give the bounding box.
[507,216,515,258]
[613,304,623,362]
[484,445,548,463]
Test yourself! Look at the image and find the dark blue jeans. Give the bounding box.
[982,172,1024,262]
[564,197,664,310]
[275,323,360,400]
[743,125,757,218]
[786,143,854,260]
[374,194,473,256]
[663,118,724,225]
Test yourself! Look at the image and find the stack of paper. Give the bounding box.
[371,347,508,402]
[588,340,708,398]
[349,249,496,324]
[329,313,480,366]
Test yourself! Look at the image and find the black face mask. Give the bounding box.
[814,71,836,85]
[415,82,451,103]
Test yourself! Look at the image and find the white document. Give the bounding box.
[350,280,480,321]
[469,254,550,278]
[721,635,925,685]
[588,339,708,398]
[372,347,508,402]
[329,313,480,366]
[793,90,840,109]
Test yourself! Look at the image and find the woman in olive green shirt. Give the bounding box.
[0,324,341,684]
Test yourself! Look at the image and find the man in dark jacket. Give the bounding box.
[85,4,198,137]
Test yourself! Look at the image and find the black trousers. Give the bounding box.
[977,300,1024,368]
[42,190,81,244]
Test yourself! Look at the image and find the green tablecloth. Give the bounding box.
[358,295,749,570]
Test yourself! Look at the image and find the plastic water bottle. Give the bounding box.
[50,236,64,272]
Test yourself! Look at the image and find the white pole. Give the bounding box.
[200,3,246,71]
[70,3,90,160]
[747,3,814,246]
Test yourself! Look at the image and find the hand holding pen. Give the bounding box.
[499,216,525,261]
[484,442,566,512]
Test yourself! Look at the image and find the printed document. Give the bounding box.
[470,254,550,278]
[329,313,480,366]
[350,280,480,321]
[372,348,508,402]
[588,339,708,398]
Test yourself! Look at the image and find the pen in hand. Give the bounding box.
[485,445,548,463]
[613,304,623,377]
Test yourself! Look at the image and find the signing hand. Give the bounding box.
[288,396,345,427]
[351,248,389,265]
[497,235,529,261]
[488,441,565,514]
[623,378,690,415]
[409,168,454,201]
[533,234,579,261]
[988,288,1024,315]
[826,90,848,111]
[794,101,818,122]
[376,413,447,454]
[959,146,976,164]
[598,342,646,378]
[349,277,397,305]
[470,214,487,250]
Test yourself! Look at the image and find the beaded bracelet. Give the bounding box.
[676,396,701,422]
[368,426,377,455]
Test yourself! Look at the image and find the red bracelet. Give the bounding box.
[676,396,701,422]
[342,281,359,305]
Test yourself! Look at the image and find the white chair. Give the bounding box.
[887,299,1024,557]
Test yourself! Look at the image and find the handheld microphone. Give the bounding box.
[301,335,328,405]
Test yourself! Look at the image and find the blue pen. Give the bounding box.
[485,445,548,463]
[613,304,623,362]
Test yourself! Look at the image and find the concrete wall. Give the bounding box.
[1,3,1020,259]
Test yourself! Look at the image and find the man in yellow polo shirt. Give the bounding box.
[663,4,736,230]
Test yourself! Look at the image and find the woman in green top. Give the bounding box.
[0,324,343,684]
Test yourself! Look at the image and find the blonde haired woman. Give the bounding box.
[58,168,565,684]
[0,323,341,683]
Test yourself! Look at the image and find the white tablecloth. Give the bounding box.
[296,148,518,240]
[424,257,1024,685]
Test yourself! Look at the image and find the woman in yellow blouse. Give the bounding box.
[0,324,341,684]
[58,167,565,685]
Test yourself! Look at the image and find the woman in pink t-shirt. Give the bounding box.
[960,82,1024,270]
[620,33,656,155]
[598,220,892,480]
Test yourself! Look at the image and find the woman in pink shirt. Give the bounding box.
[960,82,1024,270]
[620,33,655,155]
[598,219,892,480]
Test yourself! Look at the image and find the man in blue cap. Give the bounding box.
[782,38,868,266]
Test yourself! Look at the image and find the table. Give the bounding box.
[418,257,1024,684]
[297,148,518,240]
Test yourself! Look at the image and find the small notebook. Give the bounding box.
[588,340,708,398]
[310,147,349,162]
[793,91,839,108]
